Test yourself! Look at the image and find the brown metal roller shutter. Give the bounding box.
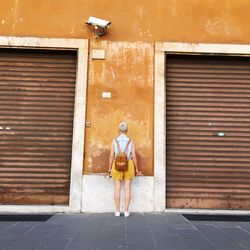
[0,48,77,205]
[166,54,250,209]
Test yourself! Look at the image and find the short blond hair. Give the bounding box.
[119,122,128,132]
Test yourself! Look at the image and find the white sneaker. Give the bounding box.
[115,211,120,217]
[124,211,130,217]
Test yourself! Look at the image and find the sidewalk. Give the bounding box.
[0,212,249,250]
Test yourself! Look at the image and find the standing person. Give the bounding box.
[108,122,139,217]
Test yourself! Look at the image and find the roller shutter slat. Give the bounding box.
[168,78,250,84]
[0,194,68,205]
[0,48,77,205]
[166,54,250,209]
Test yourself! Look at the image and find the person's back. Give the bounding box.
[113,134,132,159]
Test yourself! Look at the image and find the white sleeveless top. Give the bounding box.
[113,134,132,160]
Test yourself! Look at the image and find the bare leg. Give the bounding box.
[114,180,122,212]
[124,180,132,212]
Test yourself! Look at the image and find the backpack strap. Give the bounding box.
[124,139,131,153]
[115,139,121,153]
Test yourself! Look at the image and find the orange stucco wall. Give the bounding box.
[1,0,249,176]
[0,0,249,43]
[84,41,154,175]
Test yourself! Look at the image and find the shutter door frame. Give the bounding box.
[0,36,88,213]
[154,42,250,212]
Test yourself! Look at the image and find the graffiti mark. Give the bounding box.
[205,15,241,36]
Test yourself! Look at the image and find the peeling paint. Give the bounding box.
[70,26,76,35]
[12,0,19,30]
[139,7,143,19]
[110,67,116,80]
[84,41,154,176]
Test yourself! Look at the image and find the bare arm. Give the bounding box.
[108,141,115,172]
[131,142,139,175]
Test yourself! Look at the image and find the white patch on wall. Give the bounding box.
[92,49,106,59]
[81,175,154,212]
[102,92,112,99]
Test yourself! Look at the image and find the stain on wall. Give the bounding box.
[0,0,249,43]
[84,41,154,175]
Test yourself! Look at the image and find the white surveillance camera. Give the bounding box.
[85,16,111,29]
[85,16,111,38]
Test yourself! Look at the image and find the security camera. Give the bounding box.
[85,16,111,29]
[85,16,111,38]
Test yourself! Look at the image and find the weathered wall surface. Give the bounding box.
[0,0,249,43]
[0,0,248,177]
[84,41,154,175]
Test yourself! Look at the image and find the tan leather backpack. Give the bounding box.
[114,139,131,171]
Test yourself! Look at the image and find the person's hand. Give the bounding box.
[108,170,112,178]
[135,168,139,176]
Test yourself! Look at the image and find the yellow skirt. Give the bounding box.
[111,160,135,180]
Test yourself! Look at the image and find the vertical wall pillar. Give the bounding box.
[154,48,166,211]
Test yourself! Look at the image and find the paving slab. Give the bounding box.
[238,222,250,234]
[195,224,245,250]
[220,227,250,250]
[66,240,97,250]
[175,228,215,250]
[152,234,187,250]
[0,222,18,234]
[164,214,194,229]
